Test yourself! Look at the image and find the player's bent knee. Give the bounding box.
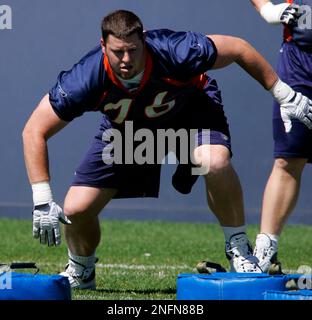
[206,156,231,175]
[192,155,230,176]
[63,200,100,219]
[63,186,115,218]
[63,198,108,220]
[63,203,87,218]
[193,145,231,175]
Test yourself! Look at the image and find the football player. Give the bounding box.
[23,9,312,288]
[250,0,312,272]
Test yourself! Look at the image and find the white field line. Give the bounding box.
[40,262,195,271]
[39,262,299,274]
[97,264,299,274]
[97,263,193,270]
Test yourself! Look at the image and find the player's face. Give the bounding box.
[102,33,146,80]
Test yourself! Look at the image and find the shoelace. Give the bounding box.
[228,236,251,259]
[66,263,94,279]
[228,237,260,271]
[254,244,275,260]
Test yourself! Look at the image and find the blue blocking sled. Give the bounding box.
[264,290,312,300]
[0,272,71,300]
[177,273,312,300]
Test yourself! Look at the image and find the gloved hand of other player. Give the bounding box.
[260,2,301,25]
[280,3,301,25]
[270,79,312,133]
[280,92,312,133]
[33,201,71,246]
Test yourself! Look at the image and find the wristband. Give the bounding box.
[32,181,53,206]
[269,78,295,105]
[260,2,290,24]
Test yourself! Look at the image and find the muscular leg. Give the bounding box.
[194,144,244,226]
[194,144,260,272]
[260,158,307,235]
[253,158,306,272]
[63,186,117,256]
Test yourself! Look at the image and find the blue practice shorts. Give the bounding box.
[72,96,232,198]
[273,41,312,162]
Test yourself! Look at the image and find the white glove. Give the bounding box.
[280,3,301,25]
[32,182,71,246]
[270,79,312,133]
[260,2,300,25]
[33,201,71,246]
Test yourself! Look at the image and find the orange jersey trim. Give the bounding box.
[103,50,153,97]
[162,73,208,89]
[284,0,294,42]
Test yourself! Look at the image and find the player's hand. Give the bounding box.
[280,92,312,133]
[260,2,300,25]
[33,201,71,246]
[280,4,301,25]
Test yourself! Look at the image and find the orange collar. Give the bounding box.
[103,50,153,96]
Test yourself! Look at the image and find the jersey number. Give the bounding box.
[103,91,175,124]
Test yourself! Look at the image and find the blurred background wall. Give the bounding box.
[1,0,311,224]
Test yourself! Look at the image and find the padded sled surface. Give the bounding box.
[0,272,71,300]
[177,272,290,300]
[264,289,312,300]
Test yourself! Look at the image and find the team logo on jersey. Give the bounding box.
[58,84,68,98]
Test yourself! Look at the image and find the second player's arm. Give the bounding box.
[250,0,270,11]
[249,0,295,24]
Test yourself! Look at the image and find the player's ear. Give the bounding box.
[100,38,106,54]
[141,32,146,49]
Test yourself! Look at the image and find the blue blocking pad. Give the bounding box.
[0,272,71,300]
[264,290,312,300]
[177,273,292,300]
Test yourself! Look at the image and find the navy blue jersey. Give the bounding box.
[285,0,312,49]
[49,29,221,126]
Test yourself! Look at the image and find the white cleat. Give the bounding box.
[226,232,262,273]
[60,258,98,290]
[253,233,278,273]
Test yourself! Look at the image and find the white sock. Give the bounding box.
[222,225,247,242]
[257,233,279,248]
[68,250,95,268]
[265,233,279,243]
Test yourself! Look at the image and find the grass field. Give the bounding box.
[0,218,311,300]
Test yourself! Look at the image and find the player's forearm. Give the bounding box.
[22,94,67,185]
[235,39,278,90]
[23,128,51,184]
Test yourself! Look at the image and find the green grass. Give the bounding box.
[0,218,311,300]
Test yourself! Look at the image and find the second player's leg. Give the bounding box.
[260,158,307,235]
[253,158,306,273]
